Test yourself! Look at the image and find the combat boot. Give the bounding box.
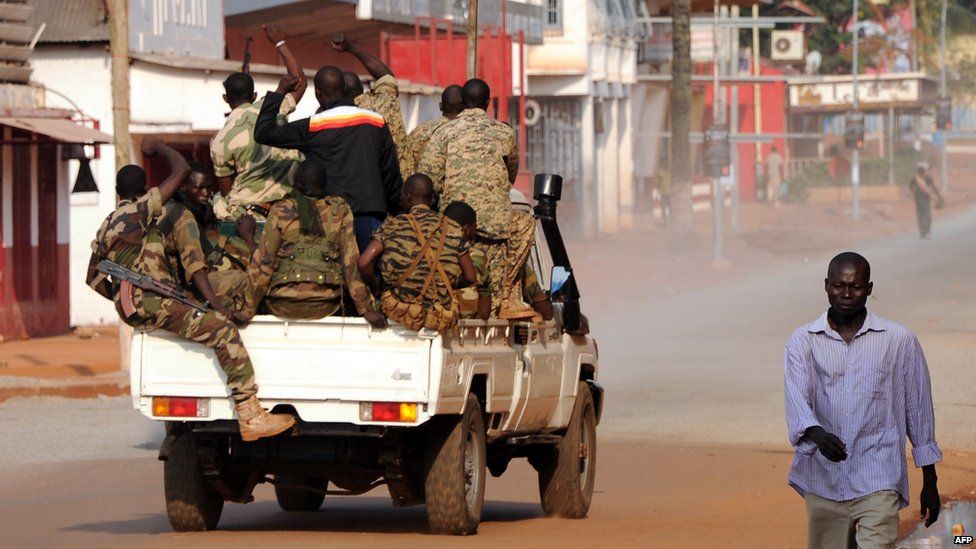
[236,395,296,442]
[498,279,539,321]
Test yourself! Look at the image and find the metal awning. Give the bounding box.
[0,117,113,143]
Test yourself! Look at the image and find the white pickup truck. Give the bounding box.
[130,176,603,535]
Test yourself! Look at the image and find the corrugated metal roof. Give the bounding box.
[27,0,108,44]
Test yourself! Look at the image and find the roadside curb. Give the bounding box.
[0,372,129,403]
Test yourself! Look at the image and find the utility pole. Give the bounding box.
[712,0,725,263]
[107,0,131,174]
[752,4,762,201]
[466,0,479,79]
[939,0,948,191]
[851,0,860,221]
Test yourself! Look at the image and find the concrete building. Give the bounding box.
[524,0,643,236]
[0,1,113,341]
[27,0,446,327]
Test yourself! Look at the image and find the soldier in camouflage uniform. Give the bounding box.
[86,139,294,442]
[404,85,463,170]
[331,33,412,177]
[241,161,386,327]
[419,78,537,320]
[444,202,550,322]
[172,161,255,312]
[358,176,476,331]
[211,25,307,221]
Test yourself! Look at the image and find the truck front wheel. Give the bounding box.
[424,393,486,535]
[164,432,224,531]
[536,381,597,518]
[274,476,327,511]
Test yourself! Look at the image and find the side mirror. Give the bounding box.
[550,266,573,302]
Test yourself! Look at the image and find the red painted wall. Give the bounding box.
[0,134,71,341]
[702,64,787,201]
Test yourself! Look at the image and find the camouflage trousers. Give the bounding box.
[209,269,249,312]
[472,210,535,314]
[124,289,257,404]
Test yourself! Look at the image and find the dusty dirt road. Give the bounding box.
[2,202,975,547]
[1,434,973,548]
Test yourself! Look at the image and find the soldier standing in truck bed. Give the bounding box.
[332,32,413,178]
[211,25,305,222]
[419,78,536,320]
[86,138,294,442]
[241,160,386,328]
[404,85,463,169]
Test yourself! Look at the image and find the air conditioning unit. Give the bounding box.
[771,30,804,61]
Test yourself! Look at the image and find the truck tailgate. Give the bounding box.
[132,316,432,406]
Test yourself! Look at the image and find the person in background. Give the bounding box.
[211,24,305,223]
[784,252,941,548]
[655,160,671,226]
[332,32,412,178]
[908,161,943,239]
[765,146,784,206]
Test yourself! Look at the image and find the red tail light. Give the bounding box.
[152,397,209,418]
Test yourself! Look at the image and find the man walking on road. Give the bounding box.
[784,252,941,548]
[908,162,943,239]
[766,146,784,205]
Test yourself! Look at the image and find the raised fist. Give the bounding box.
[331,33,349,52]
[263,24,286,45]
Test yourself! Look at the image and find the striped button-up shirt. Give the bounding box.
[784,310,941,508]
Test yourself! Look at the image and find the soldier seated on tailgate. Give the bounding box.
[357,175,476,332]
[86,138,294,442]
[240,160,387,327]
[446,202,551,323]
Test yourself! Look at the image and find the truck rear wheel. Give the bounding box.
[164,432,224,531]
[424,393,486,535]
[536,381,597,518]
[274,476,327,511]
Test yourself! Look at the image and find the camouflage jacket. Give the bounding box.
[244,196,374,318]
[355,75,412,178]
[89,188,206,289]
[372,204,467,307]
[211,94,302,220]
[203,226,253,273]
[418,108,519,239]
[457,247,492,318]
[458,249,546,318]
[404,116,448,175]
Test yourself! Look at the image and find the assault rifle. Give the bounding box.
[96,260,208,315]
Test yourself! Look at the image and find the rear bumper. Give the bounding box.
[136,396,433,427]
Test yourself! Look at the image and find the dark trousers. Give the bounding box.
[914,194,932,237]
[353,213,385,253]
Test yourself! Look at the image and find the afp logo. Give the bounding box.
[955,535,975,545]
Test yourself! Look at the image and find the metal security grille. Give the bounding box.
[525,99,583,204]
[545,0,562,36]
